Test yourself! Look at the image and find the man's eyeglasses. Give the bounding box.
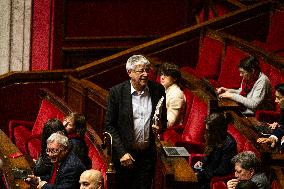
[134,68,151,74]
[46,148,63,154]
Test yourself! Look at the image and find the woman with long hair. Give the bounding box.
[193,112,237,189]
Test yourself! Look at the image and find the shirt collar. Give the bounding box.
[130,81,149,95]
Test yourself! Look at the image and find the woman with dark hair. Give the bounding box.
[217,56,274,115]
[63,112,92,169]
[193,112,237,189]
[34,118,66,176]
[159,62,185,127]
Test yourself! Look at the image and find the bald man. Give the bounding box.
[79,169,104,189]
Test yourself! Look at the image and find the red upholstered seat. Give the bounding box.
[161,89,194,142]
[197,2,231,23]
[162,92,208,154]
[253,10,284,53]
[9,99,65,159]
[255,59,284,123]
[181,36,224,80]
[216,46,248,88]
[85,134,108,189]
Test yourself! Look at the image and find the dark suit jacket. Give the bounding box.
[105,80,167,161]
[272,108,284,141]
[41,151,86,189]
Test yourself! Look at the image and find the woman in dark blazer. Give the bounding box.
[194,112,237,189]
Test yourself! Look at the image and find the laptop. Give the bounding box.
[163,147,190,157]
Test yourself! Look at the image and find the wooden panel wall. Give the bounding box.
[32,0,193,70]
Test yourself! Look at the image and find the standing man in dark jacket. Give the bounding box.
[26,132,86,189]
[105,55,167,189]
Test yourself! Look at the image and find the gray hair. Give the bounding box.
[231,151,260,171]
[125,55,150,71]
[47,132,69,149]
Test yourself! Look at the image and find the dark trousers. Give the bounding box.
[114,147,156,189]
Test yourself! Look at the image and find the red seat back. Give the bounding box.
[266,10,284,51]
[32,99,65,136]
[181,95,208,143]
[217,46,248,88]
[85,134,108,189]
[227,124,260,157]
[195,37,224,80]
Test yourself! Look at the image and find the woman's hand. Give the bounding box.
[216,87,227,94]
[219,91,233,99]
[193,161,203,170]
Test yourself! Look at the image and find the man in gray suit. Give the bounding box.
[105,55,167,189]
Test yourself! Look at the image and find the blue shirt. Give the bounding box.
[130,82,152,150]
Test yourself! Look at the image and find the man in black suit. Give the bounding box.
[26,132,86,188]
[257,83,284,150]
[105,55,167,189]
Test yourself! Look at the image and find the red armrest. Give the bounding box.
[25,134,42,155]
[9,120,34,143]
[255,110,280,123]
[188,153,206,166]
[176,140,205,154]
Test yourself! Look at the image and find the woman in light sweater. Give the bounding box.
[160,62,185,127]
[217,56,274,115]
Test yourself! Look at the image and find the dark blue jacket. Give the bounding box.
[41,151,86,189]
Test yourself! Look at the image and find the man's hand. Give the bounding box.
[269,122,279,130]
[227,179,239,189]
[25,175,40,186]
[257,137,277,147]
[120,153,135,169]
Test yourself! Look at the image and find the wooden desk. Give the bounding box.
[0,129,34,189]
[154,141,198,189]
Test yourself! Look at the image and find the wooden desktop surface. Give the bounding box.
[0,129,34,189]
[154,140,198,189]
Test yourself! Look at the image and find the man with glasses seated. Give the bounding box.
[25,132,86,188]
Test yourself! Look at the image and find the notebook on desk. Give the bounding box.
[163,147,190,157]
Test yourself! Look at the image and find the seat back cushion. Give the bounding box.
[85,135,108,188]
[228,124,260,157]
[181,89,195,126]
[182,95,208,143]
[266,10,284,51]
[196,37,224,79]
[27,138,41,159]
[32,99,65,136]
[217,46,248,88]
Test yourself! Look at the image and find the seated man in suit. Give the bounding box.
[79,169,104,189]
[227,151,270,189]
[257,83,284,150]
[25,132,86,188]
